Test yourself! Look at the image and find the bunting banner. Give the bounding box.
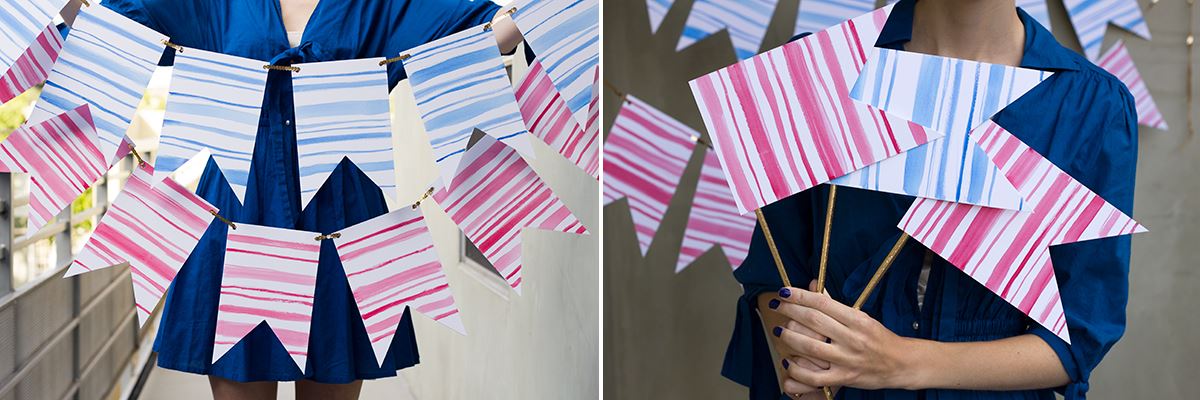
[514,60,599,178]
[677,0,778,60]
[213,224,322,371]
[690,5,940,215]
[63,161,217,326]
[646,0,672,33]
[335,207,465,366]
[836,48,1052,210]
[1063,0,1151,61]
[1,23,62,103]
[293,58,396,208]
[899,121,1147,344]
[0,0,64,73]
[0,104,105,236]
[31,4,167,163]
[157,47,268,202]
[1097,40,1167,130]
[435,135,588,294]
[677,151,756,272]
[603,96,696,256]
[795,0,875,36]
[512,0,600,126]
[402,24,533,188]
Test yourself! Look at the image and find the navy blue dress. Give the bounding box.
[103,0,501,383]
[724,2,1138,399]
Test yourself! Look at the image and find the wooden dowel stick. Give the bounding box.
[815,186,837,293]
[852,233,910,310]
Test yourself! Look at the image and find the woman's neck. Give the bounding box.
[280,0,321,33]
[906,0,1025,67]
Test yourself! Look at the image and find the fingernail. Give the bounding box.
[773,326,783,337]
[768,299,780,309]
[782,359,790,369]
[779,288,791,298]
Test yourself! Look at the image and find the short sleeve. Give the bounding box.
[1027,73,1139,400]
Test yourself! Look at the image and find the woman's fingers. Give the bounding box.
[784,361,846,388]
[773,301,853,341]
[773,325,846,364]
[777,287,870,330]
[781,378,818,397]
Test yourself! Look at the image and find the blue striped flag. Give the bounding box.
[30,4,166,163]
[834,48,1052,210]
[513,0,600,126]
[402,24,532,188]
[157,48,268,202]
[646,0,672,33]
[1063,0,1150,60]
[292,58,396,209]
[676,0,777,60]
[0,0,62,73]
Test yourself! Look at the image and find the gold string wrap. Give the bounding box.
[483,7,520,31]
[161,40,184,53]
[815,185,837,293]
[209,210,236,230]
[852,233,909,310]
[263,65,301,73]
[80,0,90,7]
[379,54,411,66]
[129,147,146,166]
[603,80,630,103]
[754,209,791,288]
[412,187,435,209]
[314,232,342,241]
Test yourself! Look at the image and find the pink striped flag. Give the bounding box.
[603,95,697,256]
[64,161,217,326]
[0,23,62,103]
[435,135,588,294]
[0,104,106,236]
[213,224,322,371]
[677,151,756,272]
[584,66,600,176]
[689,5,938,214]
[899,121,1147,344]
[1096,40,1167,130]
[334,207,465,367]
[514,60,599,178]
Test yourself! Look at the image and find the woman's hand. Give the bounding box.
[769,285,917,391]
[758,281,833,397]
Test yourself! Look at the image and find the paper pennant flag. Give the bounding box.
[514,60,599,178]
[690,5,939,215]
[795,0,875,35]
[513,0,600,126]
[584,66,601,176]
[435,135,588,294]
[293,58,396,209]
[402,24,533,188]
[677,0,778,60]
[1,23,62,103]
[157,48,268,202]
[837,48,1051,210]
[646,0,672,33]
[0,105,105,236]
[1097,40,1167,130]
[882,0,1051,30]
[0,0,64,72]
[335,207,465,366]
[1063,0,1151,61]
[603,96,696,255]
[213,224,321,371]
[31,4,166,163]
[677,151,756,272]
[899,121,1147,344]
[64,162,217,326]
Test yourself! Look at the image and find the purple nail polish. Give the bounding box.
[768,299,780,309]
[773,326,783,337]
[779,288,791,298]
[782,359,790,369]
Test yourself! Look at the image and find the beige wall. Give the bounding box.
[602,0,1200,398]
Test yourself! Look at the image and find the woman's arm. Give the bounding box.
[490,8,523,55]
[770,286,1069,392]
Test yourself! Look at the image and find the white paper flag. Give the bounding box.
[513,0,600,126]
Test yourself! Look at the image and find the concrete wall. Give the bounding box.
[602,0,1200,399]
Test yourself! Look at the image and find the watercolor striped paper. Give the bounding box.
[31,4,166,163]
[434,135,588,294]
[677,151,756,272]
[690,5,940,214]
[0,0,63,73]
[583,66,600,177]
[513,0,600,126]
[603,96,697,255]
[899,121,1147,344]
[213,224,322,371]
[795,0,875,35]
[1,23,62,103]
[293,59,396,209]
[0,105,105,236]
[157,48,267,202]
[64,162,217,326]
[646,0,672,33]
[1097,40,1166,130]
[335,207,464,366]
[837,48,1051,210]
[402,24,532,188]
[1063,0,1150,61]
[677,0,778,60]
[514,60,599,178]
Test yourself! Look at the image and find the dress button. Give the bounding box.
[284,120,292,126]
[912,321,920,331]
